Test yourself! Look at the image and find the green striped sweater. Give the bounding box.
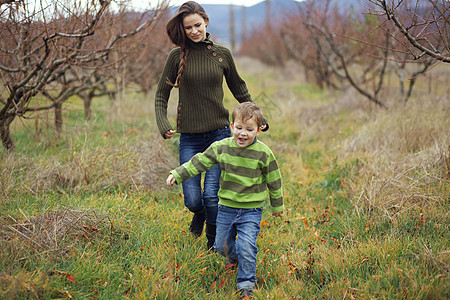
[154,34,253,138]
[170,137,284,212]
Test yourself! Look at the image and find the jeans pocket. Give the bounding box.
[254,207,263,213]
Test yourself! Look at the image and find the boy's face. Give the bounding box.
[230,116,261,148]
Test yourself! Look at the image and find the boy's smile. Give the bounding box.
[231,116,261,148]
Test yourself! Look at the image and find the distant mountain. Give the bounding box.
[197,0,367,48]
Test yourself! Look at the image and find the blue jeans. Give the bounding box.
[179,126,231,225]
[214,205,263,291]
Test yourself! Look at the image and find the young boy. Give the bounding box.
[166,102,284,296]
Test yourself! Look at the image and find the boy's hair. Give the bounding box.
[232,102,264,127]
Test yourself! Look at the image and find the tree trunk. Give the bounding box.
[83,92,94,121]
[0,115,15,151]
[54,102,63,138]
[229,4,235,52]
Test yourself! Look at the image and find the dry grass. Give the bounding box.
[0,207,121,265]
[338,97,449,218]
[0,132,177,196]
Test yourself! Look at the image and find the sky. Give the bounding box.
[126,0,306,12]
[134,0,280,9]
[158,0,265,7]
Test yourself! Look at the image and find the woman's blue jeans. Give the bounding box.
[179,126,231,225]
[214,205,263,291]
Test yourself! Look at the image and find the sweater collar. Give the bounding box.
[187,32,213,50]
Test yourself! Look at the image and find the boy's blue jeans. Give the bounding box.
[214,205,263,291]
[179,126,231,225]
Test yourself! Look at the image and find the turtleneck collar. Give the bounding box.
[187,32,213,49]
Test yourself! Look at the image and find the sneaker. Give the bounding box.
[189,208,206,237]
[239,287,253,298]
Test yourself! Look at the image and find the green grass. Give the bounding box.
[1,61,449,299]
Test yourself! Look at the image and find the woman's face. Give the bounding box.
[183,13,208,43]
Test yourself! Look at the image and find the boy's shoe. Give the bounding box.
[239,287,253,298]
[189,208,206,237]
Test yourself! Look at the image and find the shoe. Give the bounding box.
[189,208,206,237]
[239,287,253,298]
[205,223,216,250]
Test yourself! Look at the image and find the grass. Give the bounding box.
[1,59,449,299]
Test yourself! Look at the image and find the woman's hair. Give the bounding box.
[232,102,264,127]
[166,1,209,87]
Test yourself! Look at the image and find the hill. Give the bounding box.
[201,0,365,47]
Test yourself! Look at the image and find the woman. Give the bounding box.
[155,1,267,249]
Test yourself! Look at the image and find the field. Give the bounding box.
[1,58,449,299]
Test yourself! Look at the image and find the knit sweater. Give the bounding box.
[155,34,253,138]
[170,137,284,213]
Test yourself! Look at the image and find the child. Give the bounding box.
[166,102,284,296]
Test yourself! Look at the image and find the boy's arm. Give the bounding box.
[264,151,285,214]
[168,143,220,185]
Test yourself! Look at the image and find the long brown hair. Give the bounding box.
[166,1,209,87]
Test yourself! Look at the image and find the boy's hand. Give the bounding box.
[166,174,176,187]
[272,211,283,217]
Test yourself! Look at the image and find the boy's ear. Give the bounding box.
[230,122,234,130]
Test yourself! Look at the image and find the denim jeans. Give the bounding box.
[214,205,263,291]
[179,126,231,225]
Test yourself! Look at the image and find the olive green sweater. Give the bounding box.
[155,34,253,138]
[170,137,284,212]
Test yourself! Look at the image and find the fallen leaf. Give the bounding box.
[124,287,132,295]
[300,217,309,228]
[65,274,76,284]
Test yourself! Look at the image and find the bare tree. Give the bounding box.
[241,5,247,44]
[0,0,169,150]
[230,4,236,52]
[240,0,446,106]
[281,0,389,107]
[280,4,335,89]
[368,0,449,63]
[365,0,448,103]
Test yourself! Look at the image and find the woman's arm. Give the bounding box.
[155,48,180,138]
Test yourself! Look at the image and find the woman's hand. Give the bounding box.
[164,130,176,139]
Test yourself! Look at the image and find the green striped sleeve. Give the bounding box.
[170,142,219,184]
[262,146,284,211]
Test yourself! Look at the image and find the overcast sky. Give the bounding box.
[158,0,266,7]
[128,0,301,10]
